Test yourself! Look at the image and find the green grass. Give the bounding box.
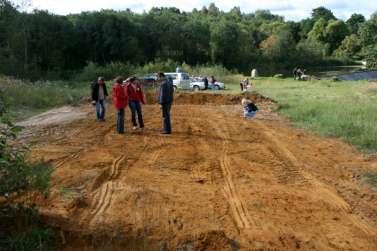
[0,78,88,121]
[250,77,377,152]
[365,172,377,188]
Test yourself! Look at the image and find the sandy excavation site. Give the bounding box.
[23,92,377,250]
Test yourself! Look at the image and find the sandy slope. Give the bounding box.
[27,93,377,250]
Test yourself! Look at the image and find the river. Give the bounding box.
[309,66,377,81]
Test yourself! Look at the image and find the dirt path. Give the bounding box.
[28,93,377,250]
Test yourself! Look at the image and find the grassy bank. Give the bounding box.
[252,78,377,152]
[0,78,88,120]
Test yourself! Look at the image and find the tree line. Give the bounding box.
[1,1,377,80]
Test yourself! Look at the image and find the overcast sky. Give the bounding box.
[30,0,377,21]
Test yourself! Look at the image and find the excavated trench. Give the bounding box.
[20,92,377,250]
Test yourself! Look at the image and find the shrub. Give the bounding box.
[78,62,134,81]
[0,205,55,250]
[0,89,54,249]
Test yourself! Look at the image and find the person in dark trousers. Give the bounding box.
[91,76,108,121]
[158,72,174,134]
[293,67,298,80]
[203,77,209,90]
[124,77,145,131]
[112,76,127,134]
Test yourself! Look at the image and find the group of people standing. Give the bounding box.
[90,72,174,135]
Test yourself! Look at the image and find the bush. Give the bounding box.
[78,61,134,81]
[0,110,53,196]
[364,45,377,70]
[0,87,54,250]
[0,205,55,250]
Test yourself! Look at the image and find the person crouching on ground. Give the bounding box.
[124,77,145,131]
[242,98,258,119]
[158,72,174,134]
[91,76,108,122]
[112,76,127,134]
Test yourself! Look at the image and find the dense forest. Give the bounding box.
[1,0,377,79]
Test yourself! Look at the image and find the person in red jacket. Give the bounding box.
[124,77,145,131]
[112,76,127,134]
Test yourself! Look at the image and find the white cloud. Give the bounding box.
[30,0,377,20]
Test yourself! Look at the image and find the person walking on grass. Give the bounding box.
[157,72,174,135]
[112,76,127,134]
[91,76,108,122]
[124,77,145,131]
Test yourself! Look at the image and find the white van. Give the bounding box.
[165,72,191,90]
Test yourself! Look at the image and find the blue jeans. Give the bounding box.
[116,109,125,134]
[244,110,256,119]
[162,103,172,133]
[96,100,106,121]
[129,101,144,128]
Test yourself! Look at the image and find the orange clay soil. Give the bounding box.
[26,92,377,250]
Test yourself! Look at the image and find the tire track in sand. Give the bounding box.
[89,153,127,225]
[254,121,377,236]
[146,135,168,166]
[54,152,81,168]
[211,115,255,230]
[89,134,159,227]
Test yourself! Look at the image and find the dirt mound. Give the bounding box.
[145,91,272,105]
[17,106,88,127]
[25,100,377,250]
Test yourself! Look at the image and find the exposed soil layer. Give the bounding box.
[26,92,377,250]
[145,91,273,105]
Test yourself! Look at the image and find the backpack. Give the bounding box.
[247,103,258,112]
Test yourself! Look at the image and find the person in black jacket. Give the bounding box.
[157,72,174,134]
[91,77,108,122]
[203,77,209,90]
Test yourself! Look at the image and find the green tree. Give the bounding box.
[346,13,365,34]
[364,45,377,69]
[359,13,377,46]
[210,19,241,68]
[312,6,336,21]
[260,28,296,63]
[308,18,327,43]
[334,34,362,58]
[325,20,349,52]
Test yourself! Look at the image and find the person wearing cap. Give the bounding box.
[112,76,127,134]
[157,72,174,134]
[124,77,145,131]
[91,76,108,122]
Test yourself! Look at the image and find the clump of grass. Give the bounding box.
[365,172,377,188]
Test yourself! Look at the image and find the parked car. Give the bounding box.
[140,74,156,84]
[165,72,191,90]
[190,79,225,91]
